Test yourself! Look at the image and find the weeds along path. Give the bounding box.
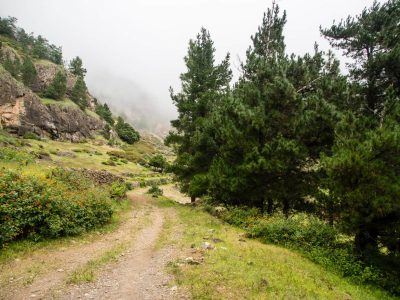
[0,190,172,300]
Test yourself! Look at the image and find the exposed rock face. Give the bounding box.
[0,67,104,142]
[32,61,96,109]
[31,61,63,93]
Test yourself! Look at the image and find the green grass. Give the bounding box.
[159,198,395,300]
[40,97,80,109]
[85,108,101,120]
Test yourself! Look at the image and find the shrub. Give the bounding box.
[247,213,339,249]
[23,132,41,140]
[109,181,127,200]
[219,206,260,228]
[102,160,116,166]
[148,154,167,172]
[0,169,113,247]
[147,185,163,197]
[0,147,34,163]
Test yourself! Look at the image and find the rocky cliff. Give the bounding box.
[0,66,104,141]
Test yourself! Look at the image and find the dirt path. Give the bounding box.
[0,189,187,300]
[161,184,191,204]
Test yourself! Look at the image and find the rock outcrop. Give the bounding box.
[0,66,104,142]
[32,60,96,109]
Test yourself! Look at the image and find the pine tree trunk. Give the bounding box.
[283,199,289,218]
[267,198,274,215]
[355,225,378,253]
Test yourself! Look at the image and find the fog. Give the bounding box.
[0,0,383,134]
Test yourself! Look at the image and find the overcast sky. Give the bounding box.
[0,0,384,131]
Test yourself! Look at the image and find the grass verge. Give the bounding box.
[159,198,395,299]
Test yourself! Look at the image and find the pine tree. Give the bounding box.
[70,76,88,110]
[21,56,37,86]
[69,56,87,77]
[115,117,140,144]
[208,3,308,215]
[95,103,114,125]
[44,70,67,100]
[165,28,232,202]
[321,0,400,253]
[321,0,400,119]
[2,56,21,79]
[0,16,17,38]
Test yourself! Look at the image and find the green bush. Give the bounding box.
[147,185,163,197]
[147,154,167,172]
[248,213,339,248]
[0,169,113,247]
[102,160,116,166]
[220,206,260,228]
[0,147,34,163]
[109,181,127,200]
[23,132,41,140]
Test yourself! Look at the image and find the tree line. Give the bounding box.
[166,0,400,254]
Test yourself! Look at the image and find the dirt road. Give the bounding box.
[0,189,187,300]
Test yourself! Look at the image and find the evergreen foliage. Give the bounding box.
[43,70,67,100]
[115,117,140,144]
[95,103,114,125]
[168,0,400,262]
[0,16,17,37]
[21,56,37,86]
[0,16,63,64]
[70,76,88,110]
[1,55,21,79]
[320,0,400,253]
[148,154,167,172]
[69,56,87,77]
[165,27,232,200]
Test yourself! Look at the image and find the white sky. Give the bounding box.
[0,0,384,130]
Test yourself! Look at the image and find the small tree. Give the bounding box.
[0,16,17,38]
[70,76,88,110]
[115,117,140,144]
[69,56,86,77]
[148,154,167,172]
[2,56,21,79]
[44,70,67,100]
[95,103,114,125]
[21,57,37,86]
[102,123,111,140]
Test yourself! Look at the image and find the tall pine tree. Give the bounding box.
[165,28,232,202]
